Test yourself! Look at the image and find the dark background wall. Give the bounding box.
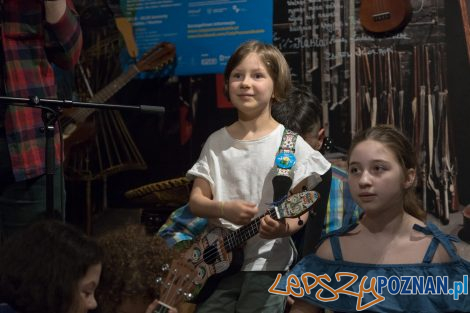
[445,0,470,206]
[62,0,470,228]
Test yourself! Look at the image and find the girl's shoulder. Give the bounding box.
[315,237,334,260]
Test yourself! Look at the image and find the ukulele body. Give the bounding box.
[359,0,412,36]
[162,191,320,306]
[181,226,244,303]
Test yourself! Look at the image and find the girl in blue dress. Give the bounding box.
[280,125,470,313]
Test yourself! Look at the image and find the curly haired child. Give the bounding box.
[96,224,177,313]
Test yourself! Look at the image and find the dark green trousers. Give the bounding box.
[195,271,287,313]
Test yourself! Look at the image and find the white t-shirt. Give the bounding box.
[187,124,330,271]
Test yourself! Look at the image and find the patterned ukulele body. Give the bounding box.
[181,226,242,303]
[166,190,320,304]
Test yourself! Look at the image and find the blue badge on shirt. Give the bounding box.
[275,152,296,169]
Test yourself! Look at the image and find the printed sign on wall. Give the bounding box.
[121,0,273,76]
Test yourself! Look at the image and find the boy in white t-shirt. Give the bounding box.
[187,40,330,313]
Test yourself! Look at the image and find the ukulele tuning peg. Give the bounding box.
[184,292,194,301]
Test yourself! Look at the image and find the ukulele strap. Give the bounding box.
[273,128,302,265]
[272,128,298,203]
[274,128,298,178]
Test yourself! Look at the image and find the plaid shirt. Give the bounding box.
[158,203,208,247]
[1,0,82,181]
[322,165,362,235]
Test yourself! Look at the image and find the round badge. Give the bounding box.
[275,152,296,169]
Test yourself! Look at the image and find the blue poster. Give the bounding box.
[121,0,273,76]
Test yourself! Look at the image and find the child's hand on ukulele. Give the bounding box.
[221,200,257,225]
[259,215,289,239]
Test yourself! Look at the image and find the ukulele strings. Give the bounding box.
[160,267,180,307]
[193,192,314,265]
[191,209,277,267]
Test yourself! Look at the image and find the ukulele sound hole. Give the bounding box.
[203,245,219,264]
[372,12,391,21]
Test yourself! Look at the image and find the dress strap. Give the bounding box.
[329,236,343,261]
[421,237,440,264]
[321,223,359,261]
[412,223,460,263]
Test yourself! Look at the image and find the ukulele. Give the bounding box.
[60,41,176,156]
[359,0,412,36]
[157,190,320,307]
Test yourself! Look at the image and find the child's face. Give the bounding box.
[72,263,102,313]
[347,139,412,216]
[228,52,274,118]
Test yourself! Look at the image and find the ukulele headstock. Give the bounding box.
[276,190,320,219]
[136,41,176,72]
[157,253,200,308]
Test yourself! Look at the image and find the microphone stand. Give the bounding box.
[0,95,164,219]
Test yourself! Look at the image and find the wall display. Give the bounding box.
[65,0,469,226]
[120,0,273,76]
[273,0,459,224]
[358,0,413,36]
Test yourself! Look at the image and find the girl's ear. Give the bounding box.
[403,168,416,189]
[316,128,326,150]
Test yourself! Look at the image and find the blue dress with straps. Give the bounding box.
[276,223,470,313]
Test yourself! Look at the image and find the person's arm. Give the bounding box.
[259,177,311,239]
[259,210,308,239]
[189,177,257,225]
[188,177,218,218]
[44,0,67,23]
[44,0,83,69]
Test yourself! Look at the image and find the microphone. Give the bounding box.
[140,105,165,114]
[272,175,292,202]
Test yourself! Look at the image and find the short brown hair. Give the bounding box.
[224,40,292,105]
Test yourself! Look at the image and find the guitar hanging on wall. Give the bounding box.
[359,0,413,36]
[60,41,176,157]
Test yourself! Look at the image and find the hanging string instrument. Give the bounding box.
[359,0,413,36]
[60,41,176,157]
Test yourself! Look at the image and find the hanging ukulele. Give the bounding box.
[359,0,413,36]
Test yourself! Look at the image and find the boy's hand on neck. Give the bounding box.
[259,215,290,239]
[222,200,258,225]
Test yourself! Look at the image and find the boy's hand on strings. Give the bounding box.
[221,200,257,225]
[259,214,290,239]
